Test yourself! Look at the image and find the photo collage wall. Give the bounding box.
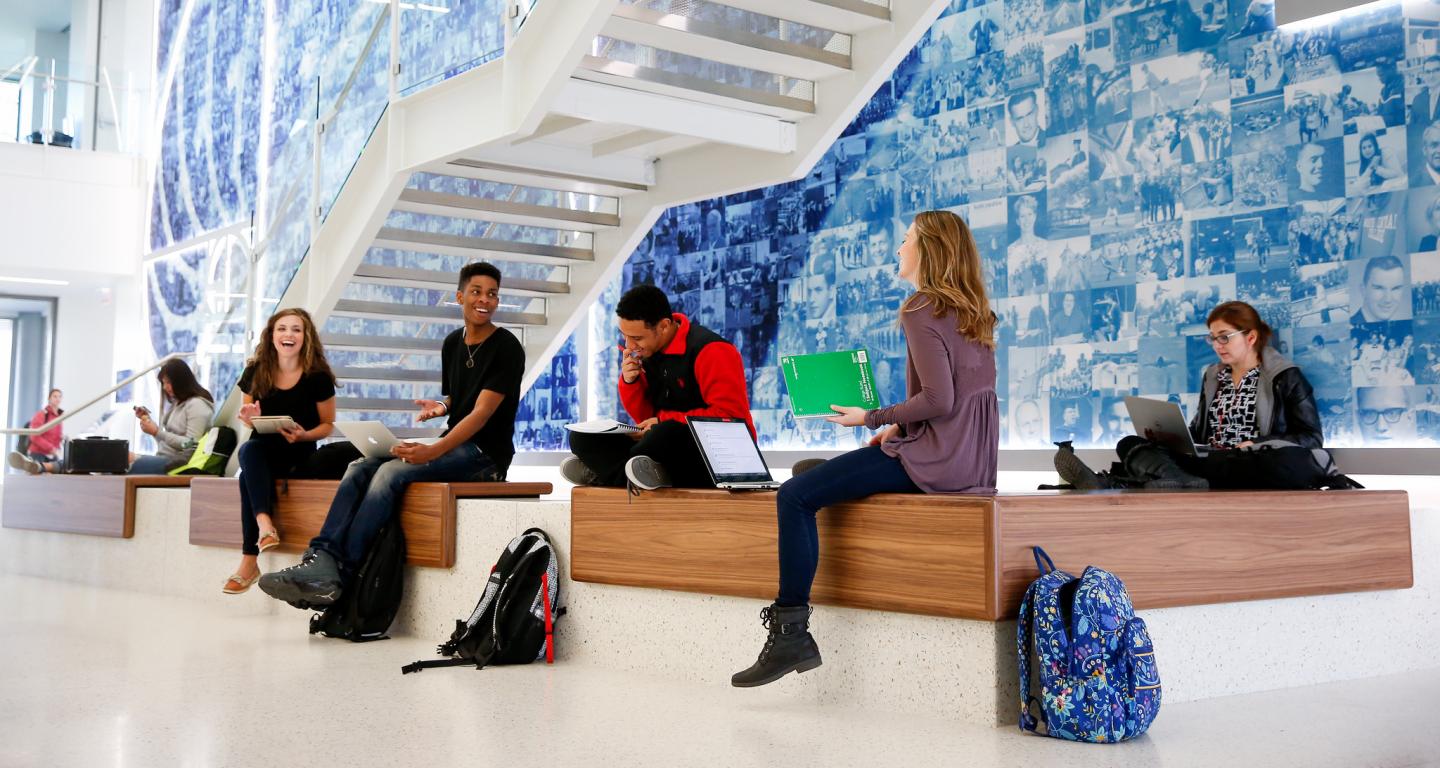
[585,0,1440,449]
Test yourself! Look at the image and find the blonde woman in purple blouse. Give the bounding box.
[732,209,999,688]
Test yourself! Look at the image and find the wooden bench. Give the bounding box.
[570,487,1413,621]
[188,477,552,568]
[1,474,194,538]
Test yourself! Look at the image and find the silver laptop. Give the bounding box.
[1123,396,1209,457]
[335,421,402,459]
[687,416,781,490]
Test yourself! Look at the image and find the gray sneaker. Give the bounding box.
[790,458,828,478]
[7,451,41,475]
[258,548,344,608]
[560,455,598,486]
[624,456,672,491]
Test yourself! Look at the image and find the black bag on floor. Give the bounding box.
[309,520,406,642]
[401,528,562,674]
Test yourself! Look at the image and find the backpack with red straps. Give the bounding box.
[402,528,563,674]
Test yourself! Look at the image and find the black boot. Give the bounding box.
[1052,441,1121,490]
[1123,443,1209,490]
[731,603,822,688]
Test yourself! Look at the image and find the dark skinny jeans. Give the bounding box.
[237,438,315,556]
[776,445,920,607]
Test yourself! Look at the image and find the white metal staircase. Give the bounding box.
[266,0,947,435]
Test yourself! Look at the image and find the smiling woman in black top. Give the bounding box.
[222,308,336,595]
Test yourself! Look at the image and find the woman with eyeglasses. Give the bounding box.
[1056,301,1323,490]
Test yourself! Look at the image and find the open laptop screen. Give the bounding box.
[689,417,772,483]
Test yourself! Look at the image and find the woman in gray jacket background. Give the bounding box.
[128,358,215,474]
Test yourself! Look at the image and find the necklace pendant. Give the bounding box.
[466,358,475,369]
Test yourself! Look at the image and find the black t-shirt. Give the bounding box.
[238,364,337,445]
[441,326,524,473]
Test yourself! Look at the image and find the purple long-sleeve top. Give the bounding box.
[863,300,999,494]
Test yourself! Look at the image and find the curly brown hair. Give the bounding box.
[245,308,335,398]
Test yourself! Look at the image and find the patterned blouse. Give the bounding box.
[1207,366,1260,448]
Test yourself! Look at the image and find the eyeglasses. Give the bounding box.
[1204,329,1246,346]
[1359,408,1407,425]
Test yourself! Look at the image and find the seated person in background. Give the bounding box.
[9,389,64,474]
[561,284,754,490]
[733,210,998,688]
[129,358,215,475]
[257,261,523,609]
[222,308,337,595]
[1055,301,1323,490]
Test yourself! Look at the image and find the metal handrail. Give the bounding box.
[2,354,191,436]
[321,5,392,128]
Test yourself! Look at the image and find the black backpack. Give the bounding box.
[309,520,407,642]
[402,528,562,674]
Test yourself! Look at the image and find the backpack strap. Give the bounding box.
[542,571,555,664]
[1032,546,1056,575]
[400,658,476,675]
[1016,581,1040,733]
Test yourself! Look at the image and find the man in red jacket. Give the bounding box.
[9,388,64,474]
[564,285,755,490]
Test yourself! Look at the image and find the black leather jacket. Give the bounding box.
[1188,354,1324,449]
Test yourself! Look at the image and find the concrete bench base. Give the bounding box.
[1,474,193,538]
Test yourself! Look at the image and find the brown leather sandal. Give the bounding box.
[222,572,260,594]
[257,530,281,553]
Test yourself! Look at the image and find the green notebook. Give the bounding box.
[779,349,881,419]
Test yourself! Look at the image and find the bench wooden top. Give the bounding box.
[570,487,1413,621]
[188,477,552,568]
[1,474,194,538]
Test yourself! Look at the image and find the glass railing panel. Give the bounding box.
[145,237,251,404]
[590,36,816,103]
[621,0,851,55]
[2,62,143,152]
[319,6,392,222]
[399,0,508,96]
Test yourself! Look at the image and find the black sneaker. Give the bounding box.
[258,548,343,608]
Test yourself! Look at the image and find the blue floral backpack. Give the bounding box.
[1017,547,1161,742]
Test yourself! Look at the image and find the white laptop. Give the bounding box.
[335,421,403,459]
[1123,396,1209,457]
[686,416,781,490]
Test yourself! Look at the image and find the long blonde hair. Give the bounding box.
[903,210,995,348]
[245,308,335,398]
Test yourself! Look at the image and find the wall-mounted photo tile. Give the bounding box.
[1344,127,1407,196]
[1351,319,1415,387]
[1233,206,1294,271]
[1114,2,1179,65]
[1347,252,1414,324]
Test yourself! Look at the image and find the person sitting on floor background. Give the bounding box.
[9,388,64,475]
[128,357,215,475]
[221,308,337,595]
[732,209,999,688]
[1055,300,1324,491]
[256,261,523,610]
[561,283,754,491]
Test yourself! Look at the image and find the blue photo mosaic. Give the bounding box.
[585,0,1440,448]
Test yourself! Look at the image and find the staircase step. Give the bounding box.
[321,333,444,355]
[374,227,594,265]
[331,299,549,327]
[438,158,650,197]
[336,397,426,413]
[575,55,815,118]
[333,366,443,384]
[394,188,622,231]
[709,0,890,34]
[604,4,851,82]
[353,264,570,297]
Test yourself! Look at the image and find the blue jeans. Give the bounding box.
[776,446,920,607]
[237,439,315,556]
[128,454,177,475]
[309,442,496,574]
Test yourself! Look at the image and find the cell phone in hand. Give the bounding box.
[134,406,150,417]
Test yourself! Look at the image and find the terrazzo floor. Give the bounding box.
[1,574,1437,767]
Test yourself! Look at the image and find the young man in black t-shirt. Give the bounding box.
[259,262,524,607]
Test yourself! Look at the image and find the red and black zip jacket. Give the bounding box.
[618,313,756,439]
